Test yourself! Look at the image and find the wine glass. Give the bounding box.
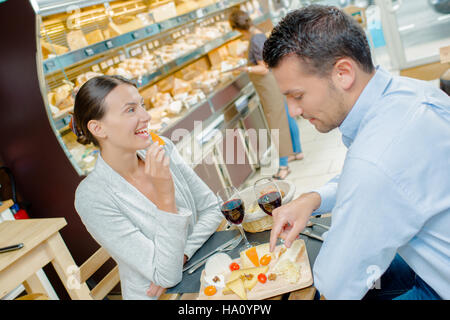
[253,177,282,216]
[216,186,257,251]
[253,177,284,244]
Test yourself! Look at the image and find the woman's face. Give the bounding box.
[94,83,152,152]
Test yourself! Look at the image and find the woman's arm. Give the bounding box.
[75,180,191,288]
[245,60,269,75]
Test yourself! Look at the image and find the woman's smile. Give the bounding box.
[135,127,149,139]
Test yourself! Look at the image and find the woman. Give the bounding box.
[229,9,304,179]
[73,75,223,300]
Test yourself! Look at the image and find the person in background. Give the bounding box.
[229,9,304,180]
[264,5,450,300]
[72,75,223,300]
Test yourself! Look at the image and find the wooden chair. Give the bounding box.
[14,246,119,300]
[77,247,175,300]
[78,246,120,300]
[16,293,50,300]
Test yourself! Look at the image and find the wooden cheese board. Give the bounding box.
[197,239,313,300]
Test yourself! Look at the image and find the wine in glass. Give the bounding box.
[254,177,282,216]
[217,186,257,251]
[253,177,284,243]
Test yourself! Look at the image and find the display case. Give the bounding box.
[371,0,449,69]
[34,0,270,175]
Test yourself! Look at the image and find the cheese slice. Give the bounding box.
[240,243,272,268]
[245,247,259,267]
[225,278,246,300]
[272,239,304,283]
[222,265,269,293]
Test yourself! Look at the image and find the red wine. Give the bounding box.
[258,191,281,216]
[221,199,245,224]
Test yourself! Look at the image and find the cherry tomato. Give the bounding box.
[257,273,267,284]
[204,285,217,296]
[260,254,272,266]
[229,262,240,271]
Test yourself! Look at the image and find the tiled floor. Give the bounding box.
[242,117,347,200]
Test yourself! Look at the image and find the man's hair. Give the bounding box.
[263,5,375,76]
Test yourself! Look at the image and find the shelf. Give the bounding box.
[134,29,241,88]
[160,72,252,138]
[134,12,269,89]
[52,106,73,121]
[49,30,240,122]
[33,0,117,17]
[49,12,270,122]
[42,0,247,75]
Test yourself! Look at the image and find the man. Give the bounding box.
[263,5,450,300]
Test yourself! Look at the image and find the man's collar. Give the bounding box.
[339,66,392,146]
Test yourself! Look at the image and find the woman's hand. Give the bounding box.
[146,282,167,299]
[144,141,176,213]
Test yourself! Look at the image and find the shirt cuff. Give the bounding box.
[311,184,337,215]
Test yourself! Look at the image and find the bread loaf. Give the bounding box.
[85,29,104,45]
[66,30,88,51]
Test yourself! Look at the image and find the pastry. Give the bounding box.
[66,30,88,51]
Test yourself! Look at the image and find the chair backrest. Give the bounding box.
[78,247,120,300]
[16,293,49,300]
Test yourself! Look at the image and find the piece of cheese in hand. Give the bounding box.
[272,239,304,283]
[150,131,165,145]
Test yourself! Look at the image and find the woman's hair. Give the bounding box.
[263,5,375,77]
[228,9,252,31]
[72,75,135,146]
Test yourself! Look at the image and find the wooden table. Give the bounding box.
[0,199,14,215]
[169,286,317,300]
[159,224,320,301]
[160,216,332,301]
[0,218,92,299]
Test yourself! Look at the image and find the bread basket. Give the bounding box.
[240,179,296,233]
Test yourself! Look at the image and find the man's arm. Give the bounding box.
[311,174,340,215]
[313,157,428,299]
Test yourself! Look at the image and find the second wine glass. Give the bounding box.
[253,177,282,216]
[253,177,284,244]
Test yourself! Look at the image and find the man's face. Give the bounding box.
[272,55,349,133]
